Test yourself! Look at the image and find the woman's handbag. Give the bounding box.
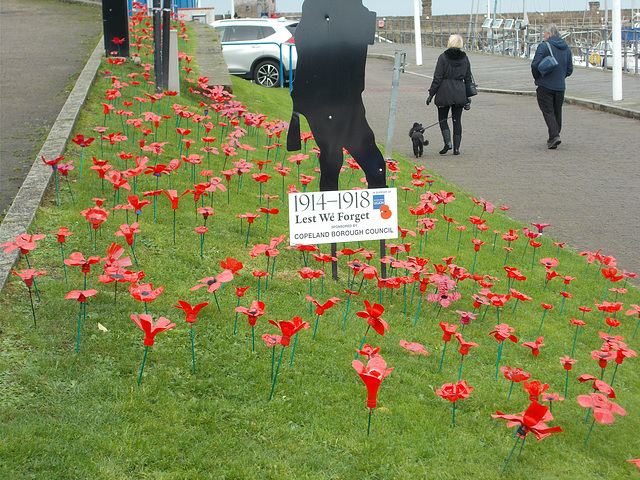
[537,42,559,76]
[465,74,478,97]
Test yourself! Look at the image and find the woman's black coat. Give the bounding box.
[428,48,472,107]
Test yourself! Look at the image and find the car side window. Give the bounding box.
[226,25,261,42]
[216,26,227,40]
[259,26,276,39]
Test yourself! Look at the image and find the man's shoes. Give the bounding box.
[547,136,561,149]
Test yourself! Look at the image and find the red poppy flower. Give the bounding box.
[101,242,133,269]
[601,267,624,282]
[541,303,554,310]
[500,366,531,383]
[191,269,234,293]
[127,195,151,215]
[569,317,586,327]
[352,354,394,409]
[356,300,388,336]
[523,380,550,401]
[237,212,260,224]
[105,170,131,192]
[437,380,473,402]
[71,134,95,148]
[399,340,429,355]
[268,316,310,346]
[454,333,479,355]
[577,374,616,398]
[129,282,164,304]
[591,349,616,369]
[488,293,511,308]
[235,300,265,327]
[541,392,564,403]
[626,304,640,317]
[64,252,101,273]
[217,258,243,277]
[577,393,626,424]
[173,300,209,323]
[439,322,458,341]
[162,189,189,210]
[355,344,380,359]
[613,344,637,365]
[1,233,47,254]
[11,269,46,287]
[257,207,279,216]
[65,289,98,302]
[472,294,490,309]
[502,229,519,242]
[99,266,142,285]
[509,289,532,302]
[488,324,518,343]
[522,336,545,356]
[114,222,141,246]
[605,317,621,329]
[492,400,562,441]
[559,356,577,370]
[49,227,73,244]
[306,295,341,316]
[262,333,282,347]
[41,155,64,169]
[297,267,324,280]
[287,153,309,165]
[131,313,176,346]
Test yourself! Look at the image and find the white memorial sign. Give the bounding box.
[288,188,398,245]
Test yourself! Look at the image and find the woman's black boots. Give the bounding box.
[439,129,452,155]
[453,135,461,155]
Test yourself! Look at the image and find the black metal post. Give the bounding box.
[331,243,338,280]
[102,0,130,57]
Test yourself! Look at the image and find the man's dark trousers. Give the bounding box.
[536,85,564,140]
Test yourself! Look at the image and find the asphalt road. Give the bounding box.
[361,56,639,279]
[0,0,103,219]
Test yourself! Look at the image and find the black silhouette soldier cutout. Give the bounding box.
[286,0,387,192]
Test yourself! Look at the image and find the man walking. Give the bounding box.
[531,24,573,149]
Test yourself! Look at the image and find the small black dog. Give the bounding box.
[409,122,429,157]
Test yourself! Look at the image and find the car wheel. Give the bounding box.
[254,60,281,87]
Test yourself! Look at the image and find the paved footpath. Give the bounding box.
[0,0,103,219]
[363,42,640,280]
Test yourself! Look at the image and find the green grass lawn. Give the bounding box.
[1,15,639,480]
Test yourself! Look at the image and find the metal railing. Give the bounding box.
[375,19,640,75]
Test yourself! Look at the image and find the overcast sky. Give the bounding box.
[200,0,638,17]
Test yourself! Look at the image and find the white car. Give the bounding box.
[211,18,297,87]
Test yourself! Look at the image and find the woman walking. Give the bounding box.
[426,34,473,155]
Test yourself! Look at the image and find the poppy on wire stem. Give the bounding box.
[11,269,46,327]
[268,316,310,399]
[131,314,176,385]
[436,380,473,427]
[352,354,393,435]
[173,300,209,376]
[65,289,98,354]
[438,322,458,373]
